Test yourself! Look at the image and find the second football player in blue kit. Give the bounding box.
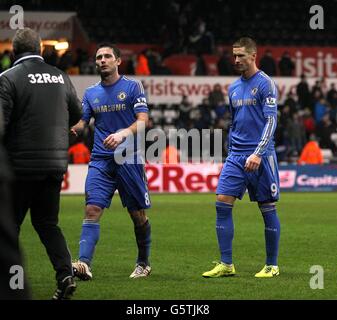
[203,37,281,279]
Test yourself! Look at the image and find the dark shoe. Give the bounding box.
[52,276,76,300]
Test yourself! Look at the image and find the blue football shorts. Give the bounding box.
[216,152,280,203]
[85,158,151,211]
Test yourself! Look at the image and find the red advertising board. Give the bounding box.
[61,164,337,194]
[163,46,337,78]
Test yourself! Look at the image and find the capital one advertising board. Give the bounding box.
[61,164,337,194]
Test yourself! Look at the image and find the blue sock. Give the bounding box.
[134,220,151,266]
[259,204,280,266]
[79,220,100,266]
[135,220,151,265]
[216,201,234,265]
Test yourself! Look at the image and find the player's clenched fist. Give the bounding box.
[103,132,125,149]
[244,154,261,172]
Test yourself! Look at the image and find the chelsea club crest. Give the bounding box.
[251,87,258,95]
[117,91,127,101]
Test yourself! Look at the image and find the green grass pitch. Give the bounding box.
[20,193,337,300]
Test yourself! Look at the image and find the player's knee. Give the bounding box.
[85,205,103,222]
[258,202,276,208]
[129,209,147,226]
[258,202,276,214]
[217,194,236,205]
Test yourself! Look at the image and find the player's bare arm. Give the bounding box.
[70,119,87,137]
[103,112,148,150]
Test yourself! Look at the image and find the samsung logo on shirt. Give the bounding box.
[28,73,64,84]
[232,98,257,108]
[93,104,126,113]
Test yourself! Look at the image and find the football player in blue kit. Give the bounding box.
[71,43,152,279]
[203,38,281,278]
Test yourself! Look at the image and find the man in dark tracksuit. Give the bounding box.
[0,108,30,300]
[0,28,82,300]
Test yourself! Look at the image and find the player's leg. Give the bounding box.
[116,163,152,278]
[75,204,103,274]
[30,175,76,299]
[203,155,247,278]
[73,161,116,280]
[254,201,280,278]
[216,194,236,263]
[247,152,280,277]
[128,209,152,278]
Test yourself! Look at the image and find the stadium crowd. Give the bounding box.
[1,0,336,164]
[67,76,337,165]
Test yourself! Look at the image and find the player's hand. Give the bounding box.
[70,127,78,137]
[70,120,86,137]
[103,132,125,150]
[244,154,261,172]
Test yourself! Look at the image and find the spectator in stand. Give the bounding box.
[151,53,172,75]
[302,108,316,140]
[188,18,214,55]
[194,53,207,75]
[126,54,136,75]
[326,83,337,109]
[194,98,214,130]
[58,50,73,73]
[296,74,311,110]
[146,49,158,75]
[80,56,96,75]
[286,112,307,156]
[311,80,324,102]
[217,50,234,76]
[177,95,193,129]
[329,104,337,126]
[278,51,295,76]
[135,49,151,76]
[68,137,91,164]
[314,98,328,124]
[74,48,88,71]
[154,59,172,75]
[283,91,298,115]
[208,83,226,118]
[316,112,337,154]
[208,83,225,108]
[259,50,277,76]
[279,105,293,157]
[43,46,58,66]
[0,50,12,72]
[297,134,323,165]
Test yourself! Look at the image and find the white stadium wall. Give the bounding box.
[70,75,337,105]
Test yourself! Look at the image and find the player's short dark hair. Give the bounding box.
[12,27,41,56]
[95,43,121,59]
[233,37,257,54]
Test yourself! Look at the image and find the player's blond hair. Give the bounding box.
[233,37,257,54]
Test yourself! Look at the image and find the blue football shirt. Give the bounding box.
[82,76,148,160]
[228,70,278,156]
